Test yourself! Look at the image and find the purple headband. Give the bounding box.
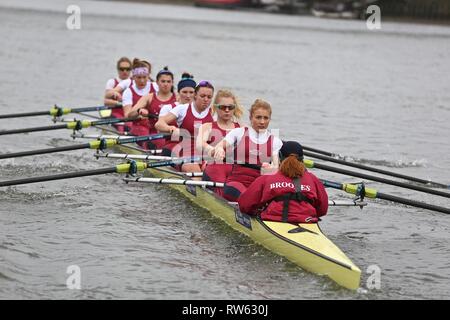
[132,67,149,76]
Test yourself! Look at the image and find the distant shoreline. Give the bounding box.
[108,0,450,26]
[109,0,195,5]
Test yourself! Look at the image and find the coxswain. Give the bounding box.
[197,89,243,196]
[155,80,215,174]
[238,141,328,223]
[127,66,177,149]
[212,99,283,201]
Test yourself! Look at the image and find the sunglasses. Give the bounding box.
[196,80,214,90]
[118,67,131,72]
[215,104,236,111]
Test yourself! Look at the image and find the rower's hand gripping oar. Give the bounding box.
[0,156,199,187]
[0,104,123,120]
[322,179,450,215]
[303,159,450,199]
[0,133,170,160]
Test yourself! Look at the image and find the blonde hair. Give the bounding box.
[280,155,306,178]
[249,99,272,117]
[212,89,244,120]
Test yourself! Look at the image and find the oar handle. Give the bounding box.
[90,116,148,126]
[70,104,123,113]
[117,133,170,145]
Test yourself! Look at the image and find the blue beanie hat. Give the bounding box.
[177,76,196,92]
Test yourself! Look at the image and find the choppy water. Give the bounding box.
[0,0,449,300]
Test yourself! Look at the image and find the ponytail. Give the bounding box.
[279,154,305,179]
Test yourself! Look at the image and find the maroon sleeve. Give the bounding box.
[312,175,328,217]
[238,176,267,215]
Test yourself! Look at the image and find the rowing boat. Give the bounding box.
[96,126,362,290]
[2,105,449,292]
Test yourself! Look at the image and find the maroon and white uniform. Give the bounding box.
[222,127,282,201]
[123,81,157,138]
[238,171,328,224]
[169,103,214,158]
[105,78,121,91]
[144,93,178,149]
[203,121,240,197]
[158,103,180,154]
[106,78,124,120]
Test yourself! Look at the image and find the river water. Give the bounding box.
[0,0,449,300]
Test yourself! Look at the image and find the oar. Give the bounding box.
[108,153,450,199]
[0,116,156,136]
[124,176,224,188]
[304,159,450,199]
[0,104,123,120]
[304,150,449,189]
[0,162,147,187]
[0,157,199,187]
[0,134,170,160]
[122,176,368,207]
[71,132,132,140]
[94,152,172,161]
[151,167,204,177]
[321,179,450,215]
[302,145,342,158]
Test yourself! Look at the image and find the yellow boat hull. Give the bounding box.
[113,142,361,290]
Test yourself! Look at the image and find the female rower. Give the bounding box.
[119,58,157,139]
[238,141,328,223]
[106,59,157,111]
[212,99,283,201]
[159,73,197,117]
[127,66,177,149]
[155,80,215,173]
[197,89,243,195]
[103,57,132,109]
[158,73,197,155]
